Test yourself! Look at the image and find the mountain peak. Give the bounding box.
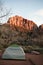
[7,15,38,32]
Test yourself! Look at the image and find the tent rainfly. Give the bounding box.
[2,45,25,60]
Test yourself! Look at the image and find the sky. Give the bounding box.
[0,0,43,26]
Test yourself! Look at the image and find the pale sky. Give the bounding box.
[0,0,43,26]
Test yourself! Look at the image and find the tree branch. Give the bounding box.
[0,10,10,18]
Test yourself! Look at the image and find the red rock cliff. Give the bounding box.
[7,15,37,32]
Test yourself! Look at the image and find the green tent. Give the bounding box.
[2,44,25,59]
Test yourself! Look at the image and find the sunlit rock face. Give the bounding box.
[7,15,38,32]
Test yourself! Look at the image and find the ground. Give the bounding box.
[0,52,43,65]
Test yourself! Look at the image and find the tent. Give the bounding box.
[2,44,25,59]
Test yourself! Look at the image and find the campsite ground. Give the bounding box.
[0,52,43,65]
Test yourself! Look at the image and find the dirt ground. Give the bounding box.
[0,52,43,65]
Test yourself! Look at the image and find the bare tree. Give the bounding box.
[0,0,10,18]
[0,10,10,18]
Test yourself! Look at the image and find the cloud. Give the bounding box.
[34,9,43,16]
[29,10,43,26]
[31,16,43,26]
[29,9,43,26]
[29,16,42,26]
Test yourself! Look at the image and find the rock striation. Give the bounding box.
[7,15,38,32]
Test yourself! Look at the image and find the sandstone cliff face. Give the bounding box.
[7,15,38,32]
